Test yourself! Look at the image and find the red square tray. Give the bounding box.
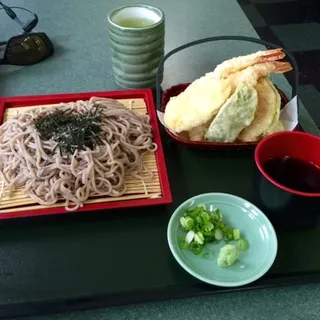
[0,89,172,219]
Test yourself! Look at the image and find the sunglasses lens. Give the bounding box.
[4,33,54,66]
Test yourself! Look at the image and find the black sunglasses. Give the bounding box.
[0,1,54,66]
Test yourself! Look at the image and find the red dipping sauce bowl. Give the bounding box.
[253,131,320,230]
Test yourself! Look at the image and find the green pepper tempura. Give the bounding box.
[179,204,249,266]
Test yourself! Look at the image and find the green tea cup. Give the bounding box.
[108,4,165,89]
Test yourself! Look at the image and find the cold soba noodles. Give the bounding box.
[0,97,157,211]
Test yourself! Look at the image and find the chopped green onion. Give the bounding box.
[215,209,223,221]
[195,215,202,225]
[214,229,223,240]
[205,235,215,243]
[226,229,234,240]
[233,228,241,240]
[178,203,249,259]
[190,243,203,255]
[209,209,220,221]
[179,236,189,249]
[185,217,194,230]
[180,217,186,228]
[180,216,194,231]
[194,231,204,245]
[186,230,195,244]
[204,222,214,232]
[200,211,210,224]
[237,238,249,251]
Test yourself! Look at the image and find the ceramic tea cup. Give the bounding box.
[108,5,165,89]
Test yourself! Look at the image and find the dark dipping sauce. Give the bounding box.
[263,156,320,193]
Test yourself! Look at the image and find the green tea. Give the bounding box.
[116,17,155,28]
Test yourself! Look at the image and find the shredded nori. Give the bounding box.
[34,106,102,155]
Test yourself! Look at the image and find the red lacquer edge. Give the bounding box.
[144,90,172,205]
[0,89,172,219]
[161,83,300,150]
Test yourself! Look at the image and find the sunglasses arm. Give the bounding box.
[0,2,39,33]
[23,14,39,33]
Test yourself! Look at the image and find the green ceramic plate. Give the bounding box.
[167,193,278,287]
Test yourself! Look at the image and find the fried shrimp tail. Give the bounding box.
[209,48,285,79]
[229,61,292,89]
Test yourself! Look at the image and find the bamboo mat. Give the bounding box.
[0,98,162,213]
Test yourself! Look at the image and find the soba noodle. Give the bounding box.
[0,97,158,211]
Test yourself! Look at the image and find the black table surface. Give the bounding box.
[0,128,319,319]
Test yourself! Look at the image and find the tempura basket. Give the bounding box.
[156,35,300,150]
